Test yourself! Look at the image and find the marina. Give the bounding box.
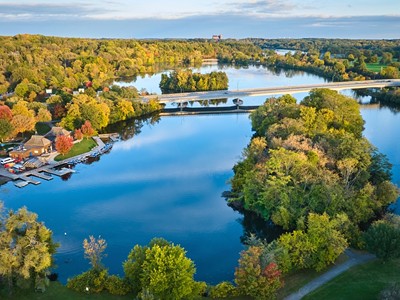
[2,135,116,188]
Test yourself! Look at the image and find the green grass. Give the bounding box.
[55,138,97,161]
[277,252,348,299]
[0,282,131,300]
[35,123,52,135]
[304,259,400,300]
[365,63,387,73]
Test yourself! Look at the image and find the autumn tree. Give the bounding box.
[0,105,13,121]
[235,246,283,300]
[55,135,74,155]
[81,120,96,138]
[74,128,83,140]
[36,108,52,122]
[83,235,107,271]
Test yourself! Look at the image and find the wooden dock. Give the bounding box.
[30,171,53,181]
[14,181,29,188]
[18,176,41,185]
[44,167,75,177]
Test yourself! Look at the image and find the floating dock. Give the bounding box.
[30,171,53,181]
[44,167,75,177]
[14,181,29,188]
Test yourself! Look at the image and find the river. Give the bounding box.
[0,65,398,284]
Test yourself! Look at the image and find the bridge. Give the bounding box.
[141,79,400,103]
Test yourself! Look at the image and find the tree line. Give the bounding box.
[159,70,228,93]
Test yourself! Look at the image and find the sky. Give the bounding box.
[0,0,399,39]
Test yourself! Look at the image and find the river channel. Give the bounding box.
[0,64,398,284]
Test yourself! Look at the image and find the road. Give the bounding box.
[141,79,400,103]
[284,249,375,300]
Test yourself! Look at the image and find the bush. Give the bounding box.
[364,220,400,261]
[209,281,238,298]
[105,275,131,296]
[66,269,108,293]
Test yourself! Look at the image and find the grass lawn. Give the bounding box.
[55,138,97,161]
[0,282,131,300]
[35,123,52,135]
[365,63,387,73]
[304,259,400,300]
[277,252,348,299]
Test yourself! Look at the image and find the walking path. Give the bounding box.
[284,249,375,300]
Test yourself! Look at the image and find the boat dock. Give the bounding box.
[1,134,117,188]
[30,171,53,181]
[45,167,75,177]
[11,166,75,187]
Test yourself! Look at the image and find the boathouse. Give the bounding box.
[9,135,52,159]
[45,126,71,141]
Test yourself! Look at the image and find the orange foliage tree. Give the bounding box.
[55,135,74,155]
[80,120,96,139]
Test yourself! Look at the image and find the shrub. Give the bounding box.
[66,269,108,293]
[105,275,131,296]
[209,281,238,298]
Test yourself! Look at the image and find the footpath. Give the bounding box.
[284,249,375,300]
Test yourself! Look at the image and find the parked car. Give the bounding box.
[1,157,15,165]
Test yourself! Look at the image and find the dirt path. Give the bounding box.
[284,249,375,300]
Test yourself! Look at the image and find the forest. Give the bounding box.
[1,35,400,299]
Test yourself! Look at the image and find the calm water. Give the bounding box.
[1,65,398,284]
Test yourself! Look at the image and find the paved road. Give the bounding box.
[142,79,400,103]
[284,249,375,300]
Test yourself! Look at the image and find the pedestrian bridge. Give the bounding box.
[141,79,400,103]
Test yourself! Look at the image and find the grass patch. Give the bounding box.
[277,252,348,299]
[0,281,131,300]
[55,138,97,161]
[365,63,387,73]
[35,123,52,135]
[303,258,400,300]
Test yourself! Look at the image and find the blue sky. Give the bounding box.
[0,0,399,39]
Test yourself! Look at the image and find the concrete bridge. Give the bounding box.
[141,79,400,103]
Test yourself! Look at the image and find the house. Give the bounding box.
[212,35,222,42]
[9,135,52,159]
[45,127,71,142]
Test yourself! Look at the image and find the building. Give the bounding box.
[9,135,52,159]
[212,35,222,42]
[45,126,71,142]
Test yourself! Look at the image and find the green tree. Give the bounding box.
[0,119,13,142]
[364,217,400,261]
[277,213,348,271]
[124,238,202,299]
[0,205,58,291]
